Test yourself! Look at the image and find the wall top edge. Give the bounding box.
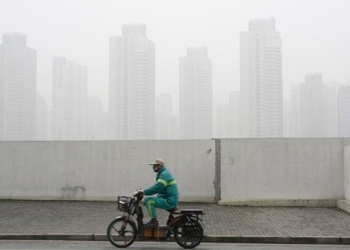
[1,138,350,143]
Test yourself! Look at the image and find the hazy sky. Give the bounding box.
[1,0,350,112]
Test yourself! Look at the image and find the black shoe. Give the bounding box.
[143,218,159,228]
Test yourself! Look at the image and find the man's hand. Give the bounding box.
[133,189,144,197]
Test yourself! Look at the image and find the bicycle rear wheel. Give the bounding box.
[107,218,137,248]
[174,218,204,249]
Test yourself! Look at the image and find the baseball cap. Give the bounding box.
[149,159,164,166]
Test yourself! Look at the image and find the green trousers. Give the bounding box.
[144,196,176,219]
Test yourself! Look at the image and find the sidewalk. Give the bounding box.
[1,200,350,244]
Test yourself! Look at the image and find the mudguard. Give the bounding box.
[115,215,138,230]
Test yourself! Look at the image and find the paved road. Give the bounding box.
[1,200,350,236]
[1,241,350,250]
[1,201,350,244]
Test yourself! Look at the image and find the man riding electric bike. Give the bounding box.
[134,159,178,228]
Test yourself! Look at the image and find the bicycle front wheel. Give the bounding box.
[107,217,137,248]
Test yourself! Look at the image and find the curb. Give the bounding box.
[1,234,350,244]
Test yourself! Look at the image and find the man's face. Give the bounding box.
[152,164,162,173]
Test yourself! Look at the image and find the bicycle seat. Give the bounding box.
[166,206,180,213]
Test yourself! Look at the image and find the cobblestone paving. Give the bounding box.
[1,200,350,237]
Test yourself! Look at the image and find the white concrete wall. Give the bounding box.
[345,145,350,200]
[1,139,349,205]
[0,140,215,202]
[220,138,350,204]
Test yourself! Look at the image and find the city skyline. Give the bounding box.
[1,1,350,140]
[1,0,349,113]
[1,24,349,140]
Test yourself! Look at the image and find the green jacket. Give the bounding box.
[144,167,179,206]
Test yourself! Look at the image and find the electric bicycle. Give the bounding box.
[107,194,204,248]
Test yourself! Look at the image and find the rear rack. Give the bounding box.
[174,209,204,214]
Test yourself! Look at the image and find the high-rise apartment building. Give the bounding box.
[86,96,107,140]
[240,18,283,138]
[109,23,155,140]
[325,85,339,137]
[36,93,49,140]
[179,47,212,139]
[156,94,178,139]
[0,33,36,140]
[300,73,327,137]
[48,105,53,140]
[215,91,240,138]
[338,86,350,137]
[289,74,338,138]
[52,57,87,140]
[229,91,240,138]
[283,100,290,137]
[289,84,301,137]
[215,102,230,138]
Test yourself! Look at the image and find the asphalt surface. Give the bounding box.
[1,200,350,244]
[2,241,350,250]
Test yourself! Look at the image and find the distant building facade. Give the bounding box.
[52,57,87,140]
[289,74,341,138]
[179,47,212,139]
[86,96,107,140]
[283,100,290,137]
[229,91,241,138]
[215,102,230,138]
[156,94,179,139]
[109,23,155,140]
[240,18,283,138]
[36,93,49,140]
[300,73,327,137]
[0,33,36,140]
[214,91,240,138]
[325,85,339,137]
[338,86,350,137]
[289,84,301,137]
